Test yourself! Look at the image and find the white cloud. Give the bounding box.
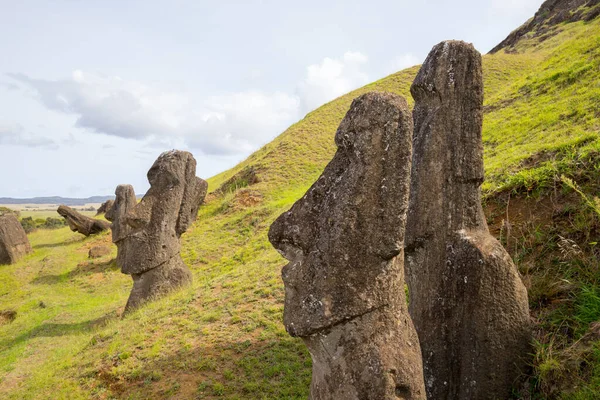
[8,51,371,155]
[296,51,370,113]
[386,53,421,74]
[187,91,299,154]
[8,71,186,141]
[0,118,57,148]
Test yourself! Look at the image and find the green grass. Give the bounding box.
[1,13,600,400]
[18,210,96,219]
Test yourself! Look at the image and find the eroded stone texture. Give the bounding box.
[96,200,114,216]
[106,150,208,313]
[269,92,425,399]
[405,41,531,399]
[57,205,110,236]
[0,214,32,265]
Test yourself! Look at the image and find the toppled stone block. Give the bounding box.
[405,40,531,399]
[269,92,425,399]
[0,214,32,265]
[57,205,110,236]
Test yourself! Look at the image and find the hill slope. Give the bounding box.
[1,4,599,399]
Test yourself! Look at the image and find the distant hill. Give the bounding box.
[0,196,114,206]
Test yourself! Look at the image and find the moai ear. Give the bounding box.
[176,156,208,236]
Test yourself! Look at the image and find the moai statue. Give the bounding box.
[404,41,531,399]
[0,214,32,265]
[269,92,426,400]
[106,150,208,314]
[95,200,114,216]
[57,205,110,236]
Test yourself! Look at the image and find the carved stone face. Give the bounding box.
[268,93,413,337]
[107,150,208,275]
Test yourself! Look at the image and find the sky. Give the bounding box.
[0,0,544,198]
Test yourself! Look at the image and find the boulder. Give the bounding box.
[269,92,426,399]
[57,205,110,236]
[405,40,531,399]
[0,214,32,265]
[106,150,208,314]
[88,245,111,259]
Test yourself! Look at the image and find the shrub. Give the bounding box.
[42,217,65,229]
[20,217,36,233]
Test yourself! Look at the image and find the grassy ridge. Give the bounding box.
[0,16,599,399]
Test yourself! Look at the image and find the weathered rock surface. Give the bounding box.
[405,41,531,399]
[106,150,208,314]
[95,200,114,216]
[57,205,110,236]
[269,92,425,399]
[89,245,111,259]
[0,214,32,265]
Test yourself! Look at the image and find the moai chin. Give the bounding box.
[269,92,426,400]
[404,40,531,399]
[106,150,208,314]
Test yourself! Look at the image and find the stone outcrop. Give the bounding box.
[269,92,425,399]
[106,150,208,314]
[490,0,600,54]
[89,245,111,259]
[57,205,110,236]
[0,214,32,265]
[404,41,531,399]
[95,200,114,216]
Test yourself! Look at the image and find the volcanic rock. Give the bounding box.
[95,200,114,216]
[405,40,531,399]
[269,92,426,399]
[106,150,208,314]
[0,214,32,265]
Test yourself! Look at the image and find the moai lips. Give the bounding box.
[269,92,426,400]
[405,40,531,399]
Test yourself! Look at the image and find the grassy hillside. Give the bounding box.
[1,12,599,400]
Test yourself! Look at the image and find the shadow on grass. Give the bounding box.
[32,235,86,250]
[88,335,312,399]
[31,258,118,285]
[0,312,117,350]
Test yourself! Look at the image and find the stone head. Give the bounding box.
[108,150,208,275]
[268,92,413,337]
[406,41,486,238]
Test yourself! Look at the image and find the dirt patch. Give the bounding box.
[234,190,263,208]
[517,150,559,170]
[0,309,16,325]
